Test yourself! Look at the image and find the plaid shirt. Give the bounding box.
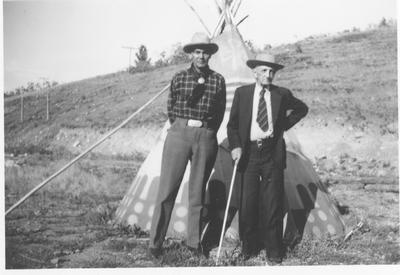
[167,64,226,130]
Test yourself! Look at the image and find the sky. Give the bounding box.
[2,0,398,92]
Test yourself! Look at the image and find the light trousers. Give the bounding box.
[149,118,218,249]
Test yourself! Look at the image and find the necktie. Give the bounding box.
[256,88,269,131]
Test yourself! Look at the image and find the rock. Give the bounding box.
[320,159,337,172]
[53,250,63,257]
[339,152,350,159]
[51,258,59,265]
[5,159,17,167]
[354,131,364,139]
[387,122,397,134]
[376,169,388,177]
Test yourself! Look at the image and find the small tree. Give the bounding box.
[154,51,168,68]
[132,45,152,73]
[27,82,35,93]
[294,43,303,53]
[379,17,388,27]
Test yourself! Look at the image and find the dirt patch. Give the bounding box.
[51,126,162,156]
[4,151,399,267]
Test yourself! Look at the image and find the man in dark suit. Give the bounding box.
[227,53,308,264]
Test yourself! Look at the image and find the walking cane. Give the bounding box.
[215,159,239,265]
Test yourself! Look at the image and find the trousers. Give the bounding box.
[149,118,218,249]
[239,141,284,258]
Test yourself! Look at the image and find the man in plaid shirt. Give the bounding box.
[149,32,226,258]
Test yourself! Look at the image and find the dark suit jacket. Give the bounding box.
[227,83,308,172]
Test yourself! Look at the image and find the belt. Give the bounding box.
[250,137,274,149]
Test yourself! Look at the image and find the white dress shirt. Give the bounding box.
[250,83,274,141]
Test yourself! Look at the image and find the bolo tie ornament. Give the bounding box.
[188,77,206,107]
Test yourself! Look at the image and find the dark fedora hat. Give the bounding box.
[183,32,219,54]
[246,53,284,71]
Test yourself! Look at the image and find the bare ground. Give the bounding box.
[4,149,399,268]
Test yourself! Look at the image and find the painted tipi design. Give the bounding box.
[115,3,346,245]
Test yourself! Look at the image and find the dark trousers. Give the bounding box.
[149,118,218,249]
[239,141,284,258]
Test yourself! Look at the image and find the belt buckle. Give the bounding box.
[256,139,263,148]
[187,119,203,127]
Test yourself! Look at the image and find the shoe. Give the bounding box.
[241,243,260,260]
[202,248,211,258]
[199,242,212,258]
[148,247,162,259]
[241,249,259,260]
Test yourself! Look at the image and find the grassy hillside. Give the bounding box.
[4,25,397,154]
[273,27,397,135]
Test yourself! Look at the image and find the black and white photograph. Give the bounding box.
[1,0,398,272]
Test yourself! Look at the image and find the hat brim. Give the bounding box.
[183,43,219,54]
[246,60,284,71]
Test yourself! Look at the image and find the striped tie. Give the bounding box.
[256,88,268,131]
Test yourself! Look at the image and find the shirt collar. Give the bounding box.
[255,83,273,93]
[189,63,211,79]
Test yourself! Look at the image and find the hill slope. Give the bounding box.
[4,25,397,162]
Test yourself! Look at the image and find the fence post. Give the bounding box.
[46,90,50,121]
[20,90,24,123]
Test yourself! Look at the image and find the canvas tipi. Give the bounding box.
[115,1,346,246]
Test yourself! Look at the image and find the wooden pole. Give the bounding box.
[233,0,242,17]
[236,14,249,27]
[184,0,211,37]
[122,46,136,69]
[46,90,49,121]
[20,89,24,123]
[5,84,170,216]
[213,0,222,13]
[211,0,238,37]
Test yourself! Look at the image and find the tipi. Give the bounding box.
[115,0,346,247]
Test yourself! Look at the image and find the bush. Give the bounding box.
[168,43,191,65]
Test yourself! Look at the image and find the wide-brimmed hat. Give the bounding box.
[246,53,284,71]
[183,32,219,54]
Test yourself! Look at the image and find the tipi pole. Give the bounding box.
[215,160,238,265]
[232,0,242,17]
[5,84,170,217]
[184,0,211,37]
[236,15,249,27]
[211,0,238,37]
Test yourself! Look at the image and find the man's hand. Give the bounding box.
[231,147,242,162]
